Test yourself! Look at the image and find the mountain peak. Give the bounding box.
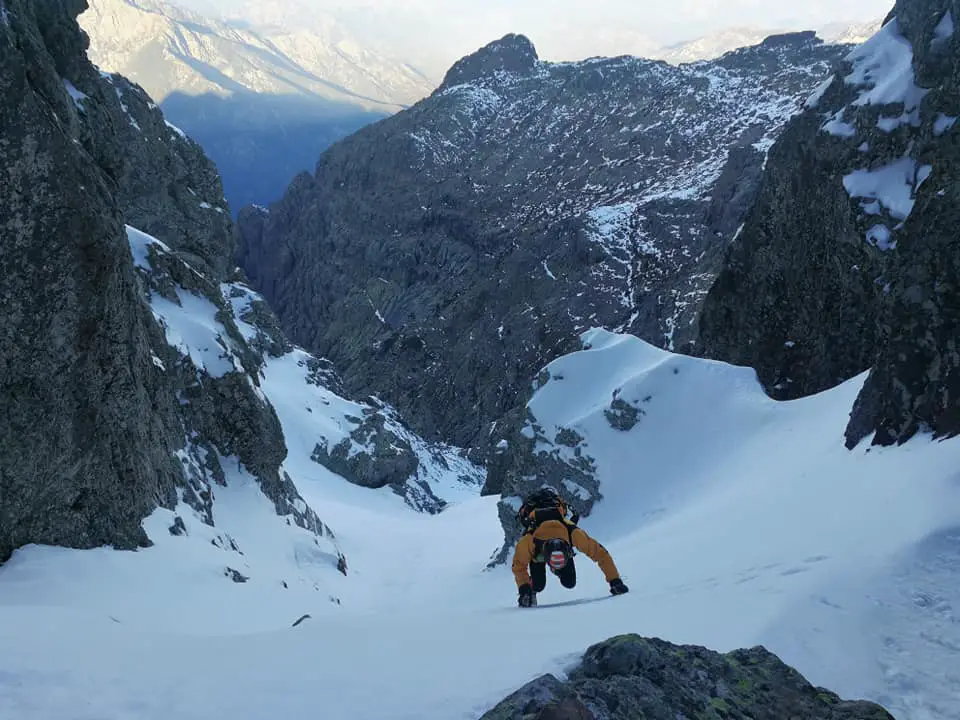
[440,33,538,89]
[761,30,821,47]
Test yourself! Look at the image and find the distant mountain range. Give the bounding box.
[79,0,437,212]
[82,0,884,108]
[653,21,883,64]
[80,0,433,109]
[79,0,883,214]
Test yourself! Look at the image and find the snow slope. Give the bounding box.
[2,329,959,719]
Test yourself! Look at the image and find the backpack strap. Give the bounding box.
[529,506,565,526]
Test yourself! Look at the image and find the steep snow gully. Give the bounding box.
[2,328,960,720]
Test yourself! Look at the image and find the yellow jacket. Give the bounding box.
[511,518,620,587]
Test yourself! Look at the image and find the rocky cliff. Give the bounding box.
[479,634,894,720]
[238,32,849,450]
[0,0,473,567]
[1,0,183,562]
[698,0,960,447]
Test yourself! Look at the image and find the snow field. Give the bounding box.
[2,327,960,718]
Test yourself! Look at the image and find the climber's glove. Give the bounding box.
[518,583,535,608]
[610,578,629,595]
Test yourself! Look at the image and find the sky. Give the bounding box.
[173,0,894,76]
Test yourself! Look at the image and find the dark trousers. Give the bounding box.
[530,557,577,592]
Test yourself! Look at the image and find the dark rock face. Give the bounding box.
[0,0,181,562]
[107,77,236,278]
[0,0,338,564]
[239,33,849,450]
[695,108,881,400]
[479,634,895,720]
[698,0,960,446]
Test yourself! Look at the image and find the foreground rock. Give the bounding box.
[698,1,960,446]
[480,634,895,720]
[239,32,849,450]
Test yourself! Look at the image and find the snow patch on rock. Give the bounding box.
[842,157,933,221]
[62,79,88,110]
[844,19,929,116]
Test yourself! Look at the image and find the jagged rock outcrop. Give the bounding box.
[239,32,849,451]
[480,634,895,720]
[698,1,960,446]
[0,0,480,579]
[311,409,419,490]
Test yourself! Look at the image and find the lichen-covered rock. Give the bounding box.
[238,33,849,451]
[478,674,590,720]
[698,1,960,446]
[479,634,896,720]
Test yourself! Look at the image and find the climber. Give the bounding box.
[512,486,629,607]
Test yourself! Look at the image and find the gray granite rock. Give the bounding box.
[0,0,182,562]
[479,634,895,720]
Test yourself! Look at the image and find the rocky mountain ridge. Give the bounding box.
[698,0,960,447]
[238,30,851,451]
[655,20,883,65]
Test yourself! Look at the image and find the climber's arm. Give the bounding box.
[511,534,536,587]
[571,527,621,582]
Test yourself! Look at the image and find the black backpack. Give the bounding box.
[517,488,580,567]
[517,488,580,530]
